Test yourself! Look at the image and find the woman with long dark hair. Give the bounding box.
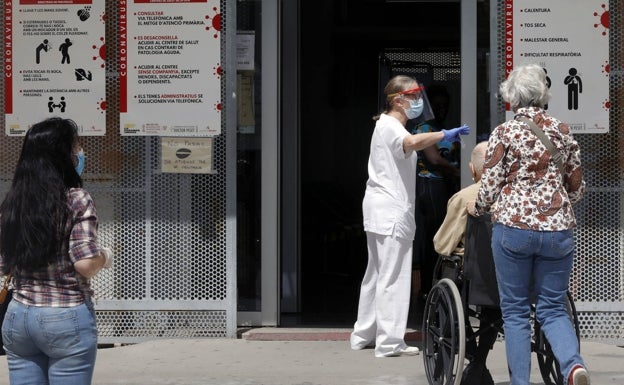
[0,117,113,384]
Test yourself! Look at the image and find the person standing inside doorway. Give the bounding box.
[350,75,469,357]
[412,84,461,300]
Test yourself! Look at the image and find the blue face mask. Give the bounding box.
[74,150,85,176]
[404,98,424,120]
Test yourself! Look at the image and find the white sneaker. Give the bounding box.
[381,346,420,357]
[569,365,590,385]
[351,342,374,351]
[399,346,420,356]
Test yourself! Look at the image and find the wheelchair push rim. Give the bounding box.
[422,278,466,385]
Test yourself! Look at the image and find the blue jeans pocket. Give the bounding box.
[501,226,532,254]
[38,308,80,349]
[552,230,574,255]
[2,306,16,348]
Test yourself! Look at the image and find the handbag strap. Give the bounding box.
[0,272,12,304]
[518,116,565,174]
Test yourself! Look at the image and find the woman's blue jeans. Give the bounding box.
[491,223,585,385]
[2,300,98,385]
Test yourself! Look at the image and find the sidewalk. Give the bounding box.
[2,328,622,385]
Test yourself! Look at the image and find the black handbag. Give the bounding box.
[0,272,13,356]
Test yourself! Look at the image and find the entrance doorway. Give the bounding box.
[295,1,468,325]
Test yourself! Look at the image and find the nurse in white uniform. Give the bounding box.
[350,75,469,357]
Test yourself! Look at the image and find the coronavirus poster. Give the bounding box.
[119,0,221,137]
[505,1,609,133]
[5,0,106,136]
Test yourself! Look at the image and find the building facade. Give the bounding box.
[0,0,622,344]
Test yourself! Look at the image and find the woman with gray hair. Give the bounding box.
[468,64,588,385]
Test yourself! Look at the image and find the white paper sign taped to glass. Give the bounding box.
[119,0,222,137]
[161,137,213,174]
[237,32,254,71]
[504,0,609,133]
[4,0,106,136]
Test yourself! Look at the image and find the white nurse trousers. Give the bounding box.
[350,231,413,357]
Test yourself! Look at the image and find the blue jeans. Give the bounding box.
[2,300,98,385]
[492,224,584,385]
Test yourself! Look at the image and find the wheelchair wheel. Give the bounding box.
[422,278,466,385]
[534,291,580,385]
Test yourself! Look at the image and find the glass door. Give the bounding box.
[236,0,279,326]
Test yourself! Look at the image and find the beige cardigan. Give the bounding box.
[433,182,481,257]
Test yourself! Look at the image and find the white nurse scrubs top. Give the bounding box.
[362,113,417,241]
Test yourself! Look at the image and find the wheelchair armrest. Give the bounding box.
[434,254,463,286]
[440,254,462,265]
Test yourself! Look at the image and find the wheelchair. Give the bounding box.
[421,214,580,385]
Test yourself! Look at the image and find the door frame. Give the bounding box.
[236,0,480,326]
[236,0,281,326]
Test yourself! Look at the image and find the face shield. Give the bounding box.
[390,84,435,124]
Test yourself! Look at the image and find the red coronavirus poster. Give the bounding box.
[119,0,221,137]
[5,0,106,136]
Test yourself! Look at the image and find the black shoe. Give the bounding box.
[461,362,483,385]
[482,367,495,385]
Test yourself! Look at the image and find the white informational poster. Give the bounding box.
[505,0,609,133]
[120,0,222,137]
[236,32,254,71]
[5,0,106,136]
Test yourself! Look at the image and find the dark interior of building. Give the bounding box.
[298,0,490,326]
[235,0,491,325]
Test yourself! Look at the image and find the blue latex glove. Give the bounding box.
[442,125,470,142]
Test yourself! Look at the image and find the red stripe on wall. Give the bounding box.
[119,1,128,112]
[19,1,92,5]
[5,1,13,114]
[504,0,513,111]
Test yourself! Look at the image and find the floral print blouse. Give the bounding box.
[474,107,585,231]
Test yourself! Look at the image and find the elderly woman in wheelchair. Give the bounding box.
[423,123,582,385]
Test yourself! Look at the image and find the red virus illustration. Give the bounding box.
[97,98,106,114]
[213,64,222,78]
[214,102,222,111]
[92,37,105,68]
[602,61,610,77]
[593,4,609,36]
[206,7,221,39]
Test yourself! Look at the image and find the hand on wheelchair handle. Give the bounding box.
[466,201,477,216]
